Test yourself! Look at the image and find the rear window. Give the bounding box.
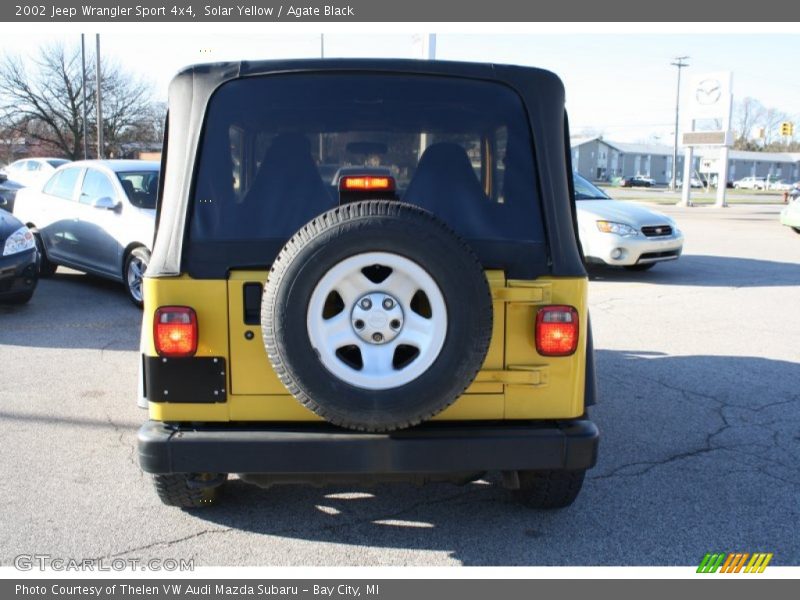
[187,73,547,277]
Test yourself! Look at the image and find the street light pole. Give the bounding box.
[670,56,689,192]
[95,34,103,159]
[80,34,88,160]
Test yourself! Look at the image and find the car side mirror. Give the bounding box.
[93,196,122,212]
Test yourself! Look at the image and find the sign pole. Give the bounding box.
[679,146,693,206]
[715,147,729,208]
[714,80,733,208]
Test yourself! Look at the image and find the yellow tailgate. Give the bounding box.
[145,272,586,423]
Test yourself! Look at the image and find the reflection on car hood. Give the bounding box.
[0,208,24,241]
[576,200,675,228]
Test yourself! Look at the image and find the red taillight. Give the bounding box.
[154,306,198,357]
[535,306,579,356]
[339,175,396,192]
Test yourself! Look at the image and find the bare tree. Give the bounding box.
[0,43,85,158]
[0,42,162,160]
[760,107,790,146]
[99,58,162,157]
[732,97,764,149]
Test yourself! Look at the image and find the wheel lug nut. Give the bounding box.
[372,333,383,343]
[360,299,372,310]
[390,319,401,329]
[354,319,365,330]
[382,298,394,309]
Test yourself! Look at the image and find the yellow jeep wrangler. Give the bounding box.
[137,59,598,509]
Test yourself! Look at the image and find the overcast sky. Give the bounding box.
[1,27,797,143]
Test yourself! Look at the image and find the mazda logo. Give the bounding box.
[696,79,722,105]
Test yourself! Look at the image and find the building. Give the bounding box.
[570,137,682,184]
[696,148,800,183]
[571,136,800,185]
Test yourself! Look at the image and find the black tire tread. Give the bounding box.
[512,469,586,509]
[262,200,492,432]
[152,474,224,508]
[33,232,57,277]
[123,246,150,307]
[0,290,34,305]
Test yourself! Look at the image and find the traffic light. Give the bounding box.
[780,122,794,136]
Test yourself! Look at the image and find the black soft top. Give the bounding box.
[149,58,584,278]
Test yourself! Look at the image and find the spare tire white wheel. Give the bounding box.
[262,200,493,432]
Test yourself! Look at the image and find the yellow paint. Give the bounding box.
[226,273,291,395]
[143,271,588,423]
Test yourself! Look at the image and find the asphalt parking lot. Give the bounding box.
[1,204,798,567]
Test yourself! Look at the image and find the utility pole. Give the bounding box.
[95,34,103,159]
[80,34,88,159]
[320,33,325,58]
[669,56,689,192]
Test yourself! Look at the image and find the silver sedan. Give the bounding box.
[574,173,684,271]
[12,160,158,306]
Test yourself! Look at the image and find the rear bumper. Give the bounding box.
[138,419,599,475]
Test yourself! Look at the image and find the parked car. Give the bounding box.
[574,173,683,271]
[732,176,766,190]
[677,177,705,189]
[768,179,794,192]
[137,59,599,509]
[780,192,800,234]
[0,207,38,304]
[13,160,159,306]
[620,175,655,188]
[0,175,25,212]
[1,158,70,189]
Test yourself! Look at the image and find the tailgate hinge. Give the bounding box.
[491,284,552,304]
[475,365,549,386]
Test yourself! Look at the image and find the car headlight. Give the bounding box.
[596,220,639,237]
[3,226,35,256]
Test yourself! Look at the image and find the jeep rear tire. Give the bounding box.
[152,473,227,508]
[511,469,586,509]
[262,200,493,432]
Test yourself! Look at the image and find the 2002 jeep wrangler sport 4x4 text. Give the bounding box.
[137,59,599,509]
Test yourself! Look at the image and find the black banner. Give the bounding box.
[4,579,798,600]
[3,0,800,22]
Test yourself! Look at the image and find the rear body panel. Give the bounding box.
[143,271,587,422]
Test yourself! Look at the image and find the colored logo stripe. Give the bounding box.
[698,552,772,573]
[697,553,726,573]
[744,553,773,573]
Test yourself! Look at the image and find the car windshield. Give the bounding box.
[117,170,159,209]
[573,173,610,200]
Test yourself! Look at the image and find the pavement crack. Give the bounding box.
[591,445,731,480]
[104,413,140,474]
[95,527,235,560]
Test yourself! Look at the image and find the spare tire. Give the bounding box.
[262,200,492,432]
